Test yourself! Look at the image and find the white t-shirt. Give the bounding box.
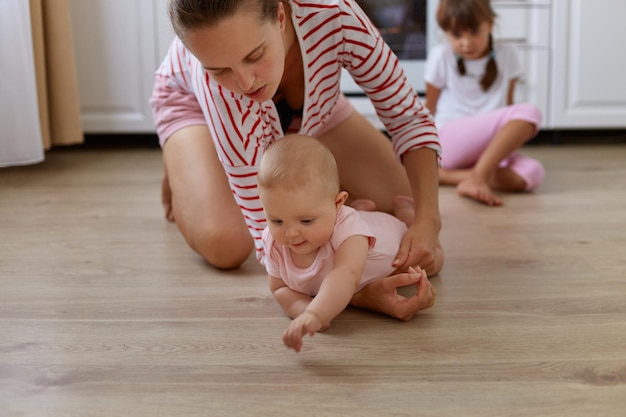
[424,42,522,127]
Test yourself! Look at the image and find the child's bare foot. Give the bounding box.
[438,167,471,186]
[351,199,377,211]
[392,195,415,227]
[456,175,503,206]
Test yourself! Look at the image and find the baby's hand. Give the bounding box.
[282,311,325,352]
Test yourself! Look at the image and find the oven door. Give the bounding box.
[340,0,438,96]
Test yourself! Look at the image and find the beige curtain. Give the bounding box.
[29,0,83,149]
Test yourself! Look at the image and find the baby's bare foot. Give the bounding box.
[457,176,502,206]
[392,195,415,227]
[351,199,376,211]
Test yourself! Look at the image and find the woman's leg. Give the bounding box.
[317,111,411,213]
[162,125,254,269]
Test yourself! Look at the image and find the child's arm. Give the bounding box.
[507,78,518,105]
[424,82,441,116]
[282,235,369,352]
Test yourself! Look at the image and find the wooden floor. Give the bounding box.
[1,140,625,416]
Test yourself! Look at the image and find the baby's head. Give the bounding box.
[258,134,340,198]
[258,135,348,255]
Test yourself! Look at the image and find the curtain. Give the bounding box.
[0,0,83,168]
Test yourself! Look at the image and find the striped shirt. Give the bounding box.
[151,0,440,263]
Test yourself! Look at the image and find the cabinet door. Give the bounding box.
[70,0,159,133]
[550,0,626,128]
[154,0,176,61]
[492,1,551,127]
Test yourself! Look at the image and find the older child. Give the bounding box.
[258,135,438,352]
[425,0,545,206]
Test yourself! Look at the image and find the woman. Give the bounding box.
[151,0,442,320]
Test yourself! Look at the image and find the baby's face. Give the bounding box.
[260,185,338,256]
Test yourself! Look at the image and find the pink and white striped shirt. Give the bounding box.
[151,0,440,263]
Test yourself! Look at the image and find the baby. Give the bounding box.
[258,134,428,352]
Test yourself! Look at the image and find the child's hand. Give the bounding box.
[282,311,325,352]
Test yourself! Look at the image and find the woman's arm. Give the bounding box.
[393,146,443,276]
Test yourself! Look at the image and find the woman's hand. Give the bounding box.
[393,218,443,276]
[350,267,435,321]
[397,147,444,276]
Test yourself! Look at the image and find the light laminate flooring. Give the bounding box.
[1,141,625,416]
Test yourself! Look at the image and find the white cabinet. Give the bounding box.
[69,0,164,133]
[70,0,626,132]
[154,0,176,61]
[491,0,551,127]
[549,0,626,128]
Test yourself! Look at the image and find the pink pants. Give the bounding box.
[438,103,545,191]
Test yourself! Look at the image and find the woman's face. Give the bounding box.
[184,4,287,102]
[446,20,493,60]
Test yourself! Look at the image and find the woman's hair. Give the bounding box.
[258,135,340,197]
[169,0,281,40]
[436,0,498,91]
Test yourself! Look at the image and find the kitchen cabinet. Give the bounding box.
[549,0,626,128]
[69,0,164,133]
[492,0,551,127]
[69,0,625,133]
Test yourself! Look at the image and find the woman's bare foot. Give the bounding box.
[456,174,502,206]
[351,199,377,211]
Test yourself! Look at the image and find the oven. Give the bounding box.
[341,0,438,127]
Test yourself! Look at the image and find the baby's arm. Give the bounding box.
[282,235,369,352]
[268,275,313,319]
